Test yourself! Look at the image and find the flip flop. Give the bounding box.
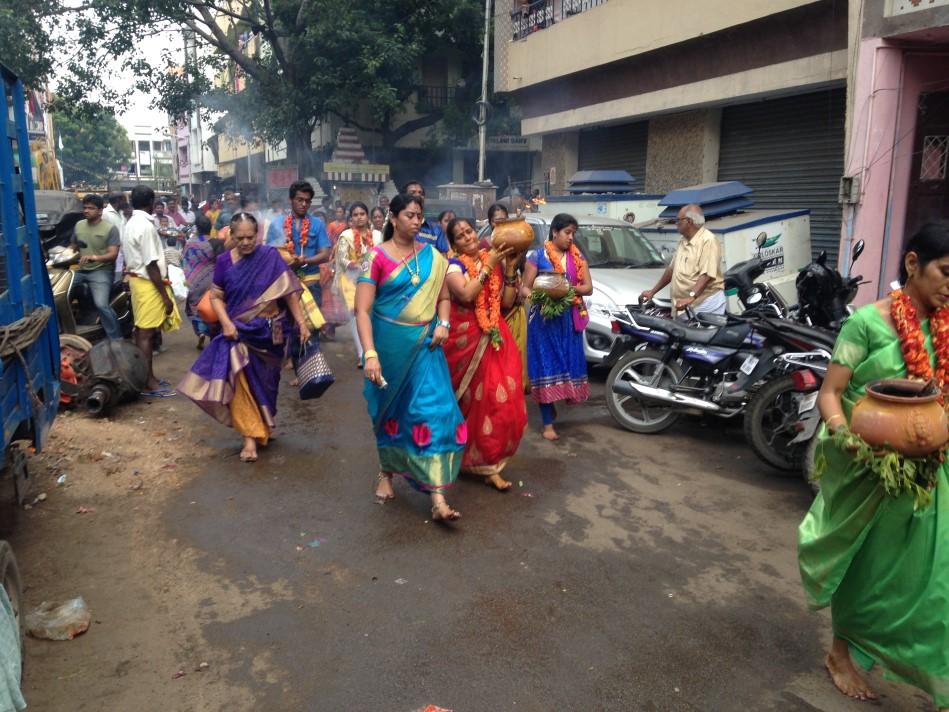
[158,379,172,388]
[141,386,176,398]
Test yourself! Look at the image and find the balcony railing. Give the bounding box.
[511,0,607,41]
[416,85,457,113]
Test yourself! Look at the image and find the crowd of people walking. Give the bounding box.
[82,179,594,520]
[66,176,949,709]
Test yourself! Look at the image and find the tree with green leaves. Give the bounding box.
[28,0,492,175]
[55,111,130,187]
[0,0,52,87]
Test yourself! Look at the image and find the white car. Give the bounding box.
[480,215,669,363]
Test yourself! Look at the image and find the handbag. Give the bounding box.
[292,334,335,400]
[196,290,219,323]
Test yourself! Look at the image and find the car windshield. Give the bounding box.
[486,221,665,269]
[574,225,665,268]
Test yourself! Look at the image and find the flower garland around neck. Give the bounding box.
[545,240,589,318]
[284,214,310,255]
[890,288,949,402]
[350,227,372,258]
[458,250,503,349]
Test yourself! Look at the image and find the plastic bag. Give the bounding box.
[24,597,90,640]
[167,264,188,300]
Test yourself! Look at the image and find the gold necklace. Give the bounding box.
[396,241,421,285]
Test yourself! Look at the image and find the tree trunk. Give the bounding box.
[287,126,317,180]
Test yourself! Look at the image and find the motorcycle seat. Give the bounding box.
[632,312,718,344]
[764,318,836,350]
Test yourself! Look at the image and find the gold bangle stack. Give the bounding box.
[364,349,378,360]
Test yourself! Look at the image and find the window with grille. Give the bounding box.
[920,135,948,181]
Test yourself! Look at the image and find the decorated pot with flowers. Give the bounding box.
[850,379,949,457]
[490,217,534,254]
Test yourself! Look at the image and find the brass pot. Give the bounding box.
[850,379,949,457]
[491,217,534,254]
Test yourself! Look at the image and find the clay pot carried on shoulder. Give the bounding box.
[490,217,534,254]
[849,379,949,457]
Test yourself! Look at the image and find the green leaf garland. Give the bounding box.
[813,426,943,510]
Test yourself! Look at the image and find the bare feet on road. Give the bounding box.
[825,648,878,701]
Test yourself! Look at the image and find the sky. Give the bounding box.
[50,11,184,136]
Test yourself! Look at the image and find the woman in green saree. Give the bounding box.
[799,223,949,708]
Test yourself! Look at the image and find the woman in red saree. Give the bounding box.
[443,218,527,491]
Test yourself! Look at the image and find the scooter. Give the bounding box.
[45,245,134,344]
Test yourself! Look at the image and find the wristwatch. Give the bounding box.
[688,290,697,298]
[436,319,451,330]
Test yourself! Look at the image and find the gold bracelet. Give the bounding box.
[826,414,845,428]
[364,350,378,360]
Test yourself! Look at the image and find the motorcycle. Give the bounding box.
[45,245,134,345]
[602,238,853,461]
[740,239,867,475]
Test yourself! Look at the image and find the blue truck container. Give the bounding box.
[0,63,60,487]
[0,61,59,702]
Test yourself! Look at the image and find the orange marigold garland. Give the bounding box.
[545,240,589,320]
[284,215,310,255]
[458,250,503,348]
[350,228,372,258]
[890,288,949,402]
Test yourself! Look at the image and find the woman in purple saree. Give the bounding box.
[178,214,311,462]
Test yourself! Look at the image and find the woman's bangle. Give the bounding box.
[436,319,451,330]
[826,414,846,428]
[364,349,378,360]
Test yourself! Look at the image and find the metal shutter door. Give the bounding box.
[578,121,649,183]
[718,89,845,264]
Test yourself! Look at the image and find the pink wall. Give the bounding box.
[880,52,949,291]
[846,40,949,303]
[844,39,904,303]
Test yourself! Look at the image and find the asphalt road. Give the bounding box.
[14,327,933,711]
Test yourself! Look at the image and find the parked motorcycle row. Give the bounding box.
[603,234,866,492]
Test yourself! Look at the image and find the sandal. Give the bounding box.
[485,473,512,492]
[431,501,461,522]
[374,472,395,503]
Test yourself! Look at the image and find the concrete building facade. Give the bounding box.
[498,0,949,300]
[497,0,849,261]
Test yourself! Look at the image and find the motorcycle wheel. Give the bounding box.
[802,435,820,495]
[606,349,682,434]
[743,375,809,473]
[59,334,93,360]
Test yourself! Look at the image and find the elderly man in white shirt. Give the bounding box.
[122,185,180,397]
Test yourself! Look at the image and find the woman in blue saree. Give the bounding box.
[178,213,311,462]
[356,193,466,522]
